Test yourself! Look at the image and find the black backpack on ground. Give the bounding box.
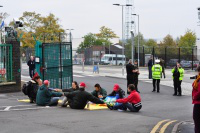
[22,82,31,95]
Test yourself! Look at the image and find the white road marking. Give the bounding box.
[4,106,12,111]
[73,75,84,78]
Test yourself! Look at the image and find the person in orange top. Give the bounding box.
[113,84,142,112]
[192,66,200,133]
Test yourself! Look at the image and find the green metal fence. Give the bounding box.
[42,42,73,89]
[0,44,13,83]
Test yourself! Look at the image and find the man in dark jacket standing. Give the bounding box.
[148,57,153,79]
[91,83,107,99]
[63,82,104,109]
[27,56,35,78]
[126,59,134,94]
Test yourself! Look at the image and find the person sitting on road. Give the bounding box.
[56,81,79,107]
[91,83,107,99]
[62,82,104,109]
[36,80,64,106]
[108,84,142,112]
[27,73,42,103]
[108,84,125,99]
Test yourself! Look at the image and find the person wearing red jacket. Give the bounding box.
[192,66,200,133]
[113,84,142,112]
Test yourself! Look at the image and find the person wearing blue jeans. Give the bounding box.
[47,97,60,106]
[112,84,142,112]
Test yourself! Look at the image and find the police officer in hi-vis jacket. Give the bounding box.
[172,62,184,96]
[152,59,162,93]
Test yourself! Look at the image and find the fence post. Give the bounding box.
[143,46,145,66]
[135,47,137,61]
[116,54,117,66]
[153,47,155,65]
[178,47,180,63]
[165,47,167,68]
[192,48,194,70]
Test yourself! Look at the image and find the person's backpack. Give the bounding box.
[22,82,31,95]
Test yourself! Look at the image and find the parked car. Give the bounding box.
[180,60,191,68]
[168,59,179,67]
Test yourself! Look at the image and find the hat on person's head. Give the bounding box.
[44,80,49,85]
[79,82,86,88]
[113,84,120,92]
[32,72,39,80]
[155,59,160,63]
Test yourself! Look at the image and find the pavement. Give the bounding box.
[13,63,196,133]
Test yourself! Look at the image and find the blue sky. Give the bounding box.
[1,0,200,40]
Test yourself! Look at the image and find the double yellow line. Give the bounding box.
[150,119,177,133]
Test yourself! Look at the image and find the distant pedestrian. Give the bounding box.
[192,66,200,133]
[133,60,140,93]
[152,59,162,93]
[172,62,184,96]
[27,56,35,78]
[160,58,166,78]
[148,57,153,79]
[126,59,134,94]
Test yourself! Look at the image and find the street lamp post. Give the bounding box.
[113,3,132,76]
[66,29,74,42]
[132,14,140,67]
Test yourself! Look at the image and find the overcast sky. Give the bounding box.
[1,0,200,40]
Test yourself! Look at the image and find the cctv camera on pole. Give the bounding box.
[198,7,200,21]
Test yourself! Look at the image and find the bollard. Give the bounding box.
[97,63,99,74]
[82,62,84,72]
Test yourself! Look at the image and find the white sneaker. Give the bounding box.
[118,109,125,112]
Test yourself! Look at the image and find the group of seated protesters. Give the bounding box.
[25,73,142,112]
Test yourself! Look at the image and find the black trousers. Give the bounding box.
[193,104,200,133]
[29,69,35,78]
[173,79,182,95]
[127,75,134,94]
[133,78,138,91]
[153,79,160,92]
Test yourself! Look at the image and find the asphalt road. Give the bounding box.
[0,71,194,133]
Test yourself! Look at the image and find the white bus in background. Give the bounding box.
[101,54,126,66]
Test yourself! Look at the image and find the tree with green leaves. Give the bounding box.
[10,12,64,48]
[96,26,118,46]
[145,39,157,47]
[178,30,196,55]
[159,34,178,57]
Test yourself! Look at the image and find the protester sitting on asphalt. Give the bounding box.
[108,84,142,112]
[36,80,64,106]
[55,81,79,107]
[172,62,184,96]
[192,66,200,133]
[108,84,125,99]
[91,83,107,99]
[62,82,104,109]
[27,73,42,103]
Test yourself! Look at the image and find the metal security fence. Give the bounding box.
[73,46,198,69]
[0,44,13,83]
[42,42,73,89]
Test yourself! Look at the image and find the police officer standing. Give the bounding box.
[126,59,134,94]
[172,62,184,96]
[152,59,162,93]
